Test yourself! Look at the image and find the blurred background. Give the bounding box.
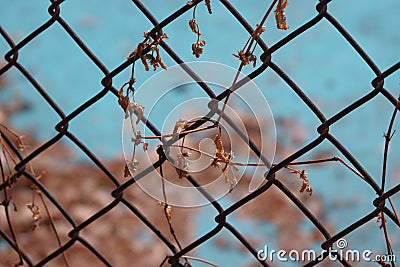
[0,0,399,266]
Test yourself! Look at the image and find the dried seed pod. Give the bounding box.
[214,129,231,164]
[192,40,206,58]
[274,0,289,30]
[189,18,202,35]
[165,205,172,220]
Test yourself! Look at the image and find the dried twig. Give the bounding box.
[217,0,278,125]
[128,32,168,71]
[190,4,207,58]
[378,96,400,267]
[118,64,148,178]
[1,125,70,267]
[168,142,381,197]
[0,137,23,266]
[158,154,192,267]
[274,0,289,30]
[187,0,212,14]
[180,255,220,267]
[37,188,70,267]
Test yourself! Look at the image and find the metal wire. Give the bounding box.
[1,0,399,266]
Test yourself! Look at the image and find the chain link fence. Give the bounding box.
[1,0,400,266]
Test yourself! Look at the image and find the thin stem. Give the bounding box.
[141,124,217,140]
[192,4,201,43]
[388,198,400,225]
[38,192,70,267]
[170,144,367,182]
[180,255,220,267]
[158,154,191,267]
[288,156,365,181]
[159,158,168,204]
[216,64,243,124]
[381,96,400,190]
[216,0,278,124]
[0,137,23,266]
[380,211,394,267]
[129,61,136,102]
[170,144,215,160]
[192,3,197,18]
[378,96,400,267]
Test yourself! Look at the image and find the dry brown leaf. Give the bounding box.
[192,40,206,58]
[26,203,41,231]
[274,0,289,30]
[214,129,230,164]
[127,47,137,59]
[124,164,130,178]
[249,55,257,67]
[297,169,312,196]
[137,44,150,71]
[175,167,189,179]
[129,33,168,71]
[142,142,148,151]
[118,87,130,114]
[233,50,257,67]
[189,18,202,35]
[155,47,167,70]
[144,54,157,70]
[233,50,249,66]
[154,33,169,45]
[205,0,212,14]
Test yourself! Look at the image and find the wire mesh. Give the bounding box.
[1,0,400,266]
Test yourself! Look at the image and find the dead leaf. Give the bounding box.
[175,168,189,179]
[233,50,249,66]
[155,47,167,70]
[142,142,148,151]
[205,0,212,14]
[214,129,230,164]
[118,87,130,115]
[124,164,130,178]
[297,169,312,196]
[189,18,202,35]
[172,119,187,138]
[192,40,206,58]
[154,33,168,46]
[274,0,289,30]
[233,50,256,67]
